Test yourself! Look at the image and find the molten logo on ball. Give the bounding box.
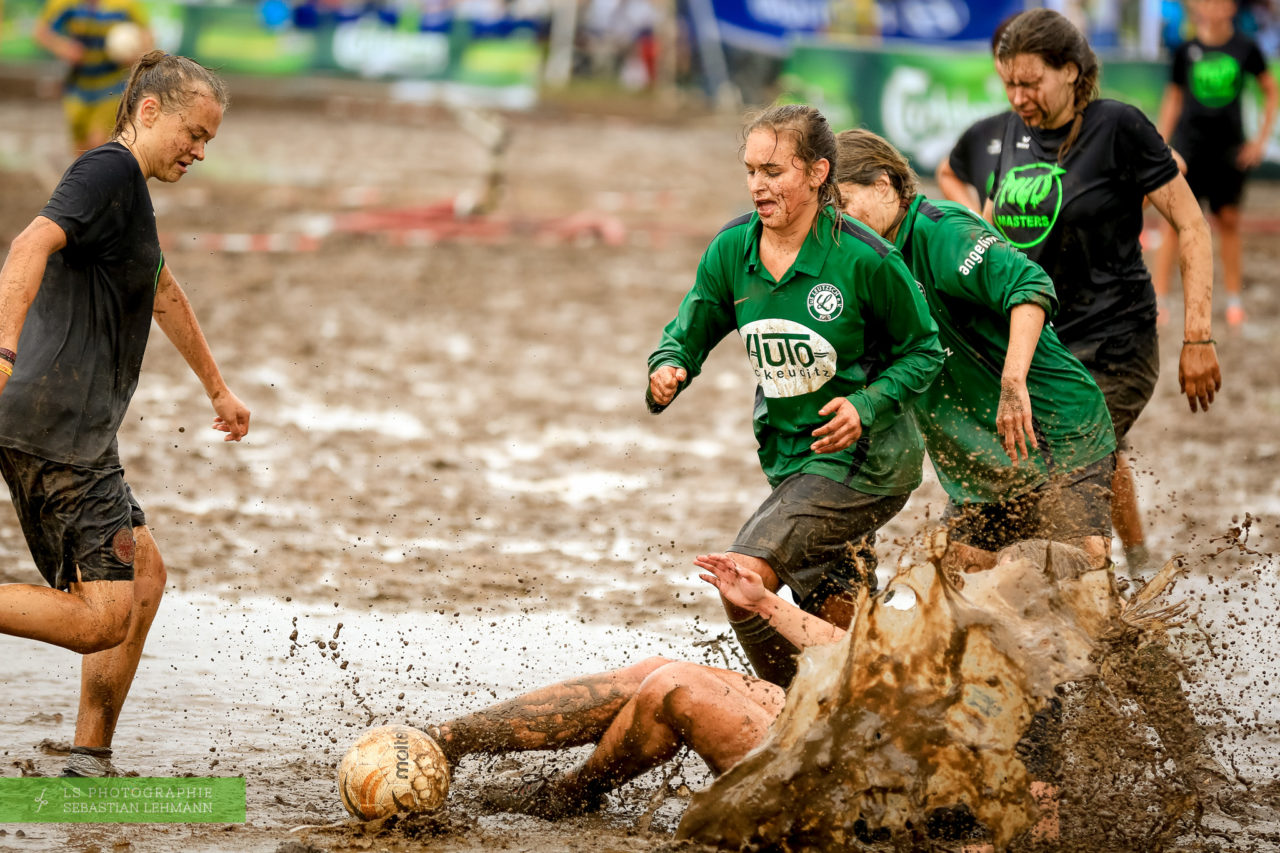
[337,725,450,820]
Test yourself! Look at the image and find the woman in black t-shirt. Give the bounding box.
[0,52,250,777]
[983,8,1221,573]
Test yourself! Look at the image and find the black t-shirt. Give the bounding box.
[0,142,161,466]
[947,111,1011,207]
[989,99,1179,347]
[1171,32,1269,153]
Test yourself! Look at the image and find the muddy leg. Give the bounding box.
[74,526,166,748]
[555,661,784,803]
[721,552,798,687]
[435,656,672,765]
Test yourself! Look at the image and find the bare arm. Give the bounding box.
[996,302,1044,464]
[32,19,84,64]
[0,216,66,391]
[695,553,846,648]
[152,266,250,440]
[935,158,981,213]
[1146,174,1220,412]
[1239,70,1279,169]
[1155,83,1183,141]
[981,197,995,225]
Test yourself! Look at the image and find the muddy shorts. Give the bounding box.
[0,447,146,591]
[944,454,1116,553]
[731,473,908,613]
[1069,328,1160,446]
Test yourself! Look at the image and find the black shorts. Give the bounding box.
[731,473,908,612]
[1069,327,1159,446]
[1183,149,1248,214]
[0,447,146,590]
[943,454,1116,553]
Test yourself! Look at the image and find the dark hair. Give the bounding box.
[112,51,230,141]
[742,104,842,218]
[990,13,1018,55]
[832,128,918,205]
[996,8,1100,161]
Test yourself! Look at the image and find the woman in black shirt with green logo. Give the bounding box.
[0,52,250,777]
[984,8,1221,572]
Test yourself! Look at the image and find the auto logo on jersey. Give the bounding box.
[741,319,837,398]
[806,283,843,321]
[992,162,1066,249]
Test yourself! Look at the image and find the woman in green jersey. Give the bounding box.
[647,104,943,687]
[834,128,1116,573]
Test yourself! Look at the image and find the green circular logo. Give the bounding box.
[992,163,1066,249]
[1190,52,1243,108]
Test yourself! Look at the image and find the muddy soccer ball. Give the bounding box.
[337,725,450,820]
[104,22,145,65]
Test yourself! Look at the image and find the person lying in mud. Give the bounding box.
[646,103,943,689]
[424,552,842,819]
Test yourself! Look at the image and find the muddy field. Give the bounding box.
[0,83,1278,852]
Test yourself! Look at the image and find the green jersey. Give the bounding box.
[892,195,1116,503]
[648,207,943,495]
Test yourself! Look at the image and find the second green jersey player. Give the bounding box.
[647,105,943,687]
[834,129,1116,572]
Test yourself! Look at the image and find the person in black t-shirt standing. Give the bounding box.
[983,7,1235,827]
[1153,0,1278,329]
[985,9,1221,574]
[0,52,250,777]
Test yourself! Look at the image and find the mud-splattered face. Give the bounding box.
[134,86,222,182]
[743,129,826,233]
[999,53,1079,130]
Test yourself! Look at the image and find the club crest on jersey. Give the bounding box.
[807,283,843,321]
[741,318,837,398]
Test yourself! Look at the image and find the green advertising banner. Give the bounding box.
[781,41,1280,177]
[0,0,542,101]
[0,777,245,823]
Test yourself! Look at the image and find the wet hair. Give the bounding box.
[111,51,230,141]
[742,104,842,219]
[990,13,1018,55]
[832,128,918,206]
[995,8,1100,161]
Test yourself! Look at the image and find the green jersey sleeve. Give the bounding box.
[646,240,739,413]
[846,251,944,430]
[939,210,1059,320]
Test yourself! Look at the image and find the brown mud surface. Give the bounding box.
[0,88,1277,852]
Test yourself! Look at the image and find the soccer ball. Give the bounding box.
[104,23,146,66]
[337,725,450,821]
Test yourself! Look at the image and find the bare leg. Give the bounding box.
[555,661,784,803]
[74,526,166,748]
[1217,206,1244,325]
[1111,453,1145,559]
[435,656,673,764]
[0,572,132,655]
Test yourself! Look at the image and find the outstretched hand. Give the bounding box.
[694,552,769,612]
